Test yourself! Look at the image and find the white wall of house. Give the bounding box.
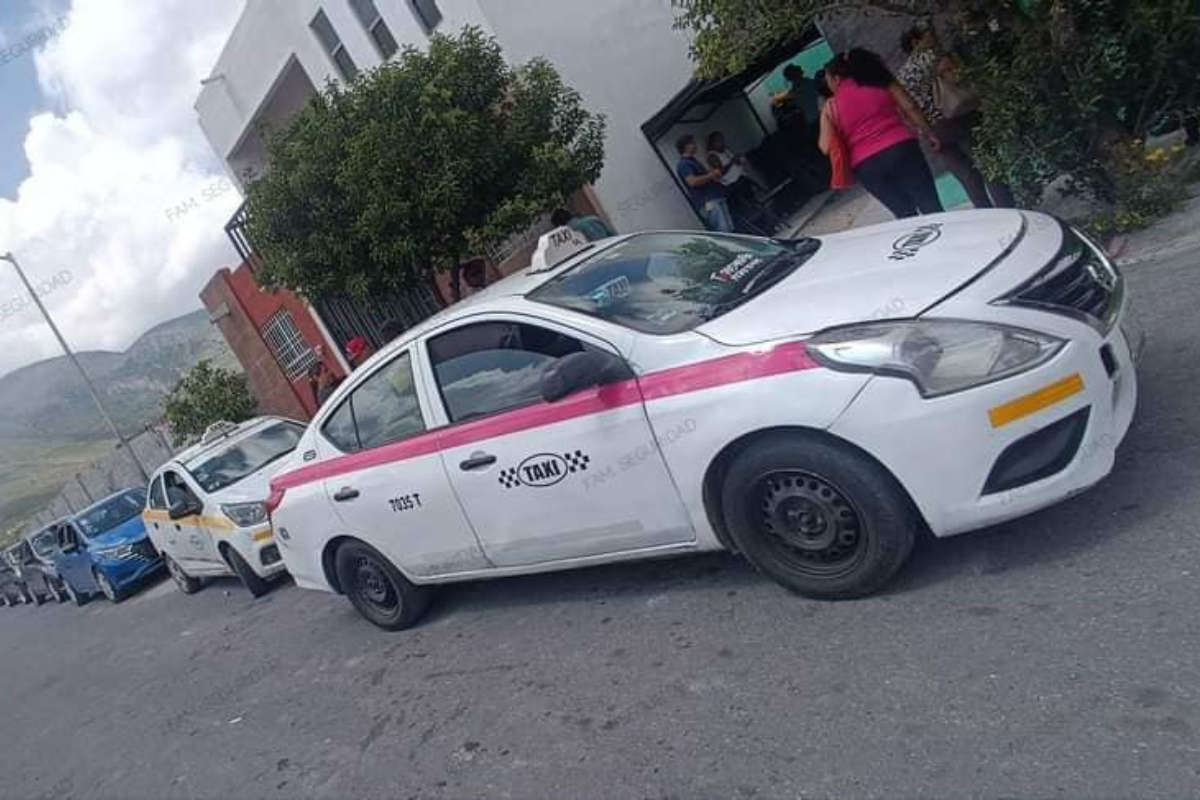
[473,0,701,232]
[195,0,704,232]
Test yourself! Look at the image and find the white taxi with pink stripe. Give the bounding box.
[268,213,1141,630]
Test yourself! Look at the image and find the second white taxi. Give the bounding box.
[145,417,304,596]
[268,212,1142,630]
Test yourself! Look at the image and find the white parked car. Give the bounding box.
[144,417,304,596]
[268,213,1142,630]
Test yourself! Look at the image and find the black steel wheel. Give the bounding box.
[756,471,868,580]
[223,546,270,598]
[63,579,85,607]
[721,434,917,599]
[94,570,123,604]
[165,555,203,595]
[335,541,430,631]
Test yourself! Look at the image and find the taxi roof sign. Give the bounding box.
[529,226,590,273]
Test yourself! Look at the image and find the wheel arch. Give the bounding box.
[701,425,929,552]
[321,535,422,594]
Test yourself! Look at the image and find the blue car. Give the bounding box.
[53,488,163,604]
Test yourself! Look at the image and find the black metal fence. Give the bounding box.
[314,286,443,351]
[224,201,444,347]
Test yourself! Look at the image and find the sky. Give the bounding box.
[0,0,246,378]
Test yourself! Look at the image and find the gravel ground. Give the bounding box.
[1,251,1198,800]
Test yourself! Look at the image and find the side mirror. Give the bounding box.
[540,350,628,403]
[168,498,200,521]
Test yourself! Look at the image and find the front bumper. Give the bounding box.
[242,528,288,580]
[97,553,164,590]
[829,298,1139,537]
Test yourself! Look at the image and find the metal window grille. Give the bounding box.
[310,9,358,81]
[261,310,318,381]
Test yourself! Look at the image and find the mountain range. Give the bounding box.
[0,309,237,530]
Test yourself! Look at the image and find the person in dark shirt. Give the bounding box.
[675,134,733,232]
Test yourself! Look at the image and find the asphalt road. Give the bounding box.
[3,251,1200,800]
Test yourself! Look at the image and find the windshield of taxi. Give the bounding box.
[186,421,305,494]
[528,233,820,335]
[76,490,147,539]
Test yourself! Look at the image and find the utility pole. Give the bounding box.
[0,252,149,482]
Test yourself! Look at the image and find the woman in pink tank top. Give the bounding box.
[818,49,944,219]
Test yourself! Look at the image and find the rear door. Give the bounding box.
[424,316,694,567]
[318,348,490,578]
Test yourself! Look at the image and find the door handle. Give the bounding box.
[459,454,497,471]
[333,487,361,502]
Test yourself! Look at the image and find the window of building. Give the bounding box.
[261,310,319,381]
[409,0,443,34]
[349,0,399,59]
[310,9,359,81]
[322,351,426,452]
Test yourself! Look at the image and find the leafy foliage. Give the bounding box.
[673,0,936,79]
[246,27,606,301]
[162,360,257,447]
[675,0,1200,223]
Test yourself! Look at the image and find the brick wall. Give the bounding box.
[201,263,341,420]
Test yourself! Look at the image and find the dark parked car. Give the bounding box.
[0,549,35,606]
[16,530,69,603]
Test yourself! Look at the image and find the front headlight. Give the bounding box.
[221,502,268,528]
[808,320,1065,397]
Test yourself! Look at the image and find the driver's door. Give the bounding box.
[163,470,224,573]
[55,523,97,593]
[427,317,694,568]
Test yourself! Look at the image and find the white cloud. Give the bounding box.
[0,0,246,376]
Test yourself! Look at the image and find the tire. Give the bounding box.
[52,581,67,603]
[63,579,86,607]
[720,435,917,600]
[32,589,45,607]
[165,555,203,595]
[335,541,431,631]
[94,570,124,604]
[224,546,270,598]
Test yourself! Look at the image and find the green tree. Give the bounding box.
[246,26,606,302]
[162,360,257,447]
[674,0,1200,210]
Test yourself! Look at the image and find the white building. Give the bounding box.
[195,0,840,238]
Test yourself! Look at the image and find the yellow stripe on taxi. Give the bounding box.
[988,373,1085,428]
[250,528,274,543]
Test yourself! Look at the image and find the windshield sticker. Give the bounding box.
[710,253,763,283]
[889,223,943,261]
[589,276,631,308]
[499,450,590,490]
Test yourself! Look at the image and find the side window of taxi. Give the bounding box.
[428,321,589,423]
[163,471,198,506]
[322,351,426,453]
[148,476,167,510]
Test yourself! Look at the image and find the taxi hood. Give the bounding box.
[698,210,1026,346]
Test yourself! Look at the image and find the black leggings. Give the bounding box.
[854,139,944,219]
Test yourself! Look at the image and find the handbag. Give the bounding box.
[825,100,855,190]
[933,72,981,119]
